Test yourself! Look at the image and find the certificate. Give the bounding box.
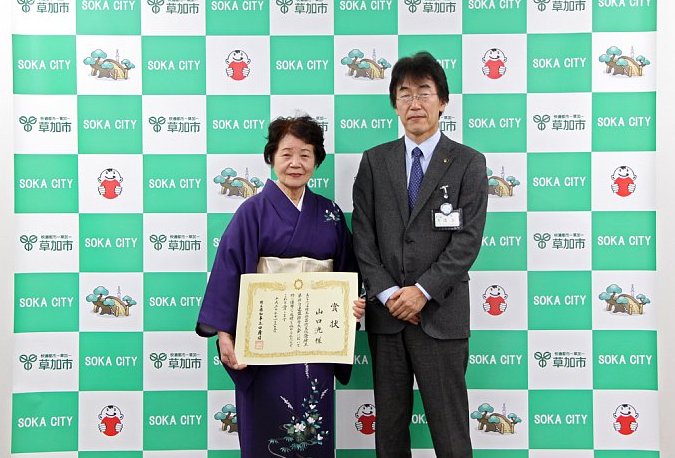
[234,272,359,365]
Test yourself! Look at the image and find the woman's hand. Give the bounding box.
[218,331,247,370]
[352,297,366,320]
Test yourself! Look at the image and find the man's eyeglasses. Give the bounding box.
[396,93,437,104]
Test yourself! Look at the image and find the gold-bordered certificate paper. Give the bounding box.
[234,272,359,365]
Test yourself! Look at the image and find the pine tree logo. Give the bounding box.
[85,286,137,317]
[215,405,239,433]
[470,403,522,434]
[340,49,391,80]
[598,284,650,315]
[487,166,520,198]
[599,46,651,78]
[83,49,136,80]
[213,167,264,198]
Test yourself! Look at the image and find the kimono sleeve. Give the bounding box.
[332,203,358,274]
[196,204,260,337]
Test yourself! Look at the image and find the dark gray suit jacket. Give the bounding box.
[352,134,488,339]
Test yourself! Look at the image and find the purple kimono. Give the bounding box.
[197,180,357,457]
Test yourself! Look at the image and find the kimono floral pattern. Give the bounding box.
[323,202,341,224]
[268,364,330,457]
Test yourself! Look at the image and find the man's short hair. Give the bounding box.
[388,51,450,108]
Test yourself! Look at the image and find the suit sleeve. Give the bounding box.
[417,152,488,300]
[352,150,398,300]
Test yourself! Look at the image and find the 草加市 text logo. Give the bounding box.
[275,0,328,14]
[149,115,201,133]
[534,350,587,369]
[403,0,456,13]
[533,0,587,12]
[20,234,74,251]
[19,353,74,370]
[19,114,72,133]
[17,0,70,13]
[147,0,200,14]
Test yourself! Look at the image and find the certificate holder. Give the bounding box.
[234,272,359,365]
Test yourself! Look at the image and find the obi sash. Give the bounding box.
[257,256,333,274]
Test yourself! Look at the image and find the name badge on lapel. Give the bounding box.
[432,186,463,231]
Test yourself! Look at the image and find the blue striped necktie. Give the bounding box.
[408,147,424,211]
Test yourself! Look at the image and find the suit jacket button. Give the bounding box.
[405,238,413,244]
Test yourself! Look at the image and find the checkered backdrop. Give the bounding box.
[10,0,658,456]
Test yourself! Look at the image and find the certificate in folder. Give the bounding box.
[234,271,359,365]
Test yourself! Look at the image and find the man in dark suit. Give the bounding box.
[352,51,488,458]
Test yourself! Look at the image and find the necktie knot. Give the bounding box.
[412,147,423,159]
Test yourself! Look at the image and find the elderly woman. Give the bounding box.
[196,115,364,457]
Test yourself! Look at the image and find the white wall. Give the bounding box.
[0,2,673,457]
[656,1,675,457]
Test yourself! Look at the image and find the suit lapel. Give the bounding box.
[408,135,456,225]
[385,138,410,226]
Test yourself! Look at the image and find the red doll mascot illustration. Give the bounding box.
[611,165,637,197]
[482,48,507,80]
[99,405,124,437]
[226,50,251,81]
[482,285,508,316]
[355,403,376,435]
[613,404,638,436]
[98,168,123,199]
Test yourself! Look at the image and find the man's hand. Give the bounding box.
[386,286,426,324]
[218,331,247,370]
